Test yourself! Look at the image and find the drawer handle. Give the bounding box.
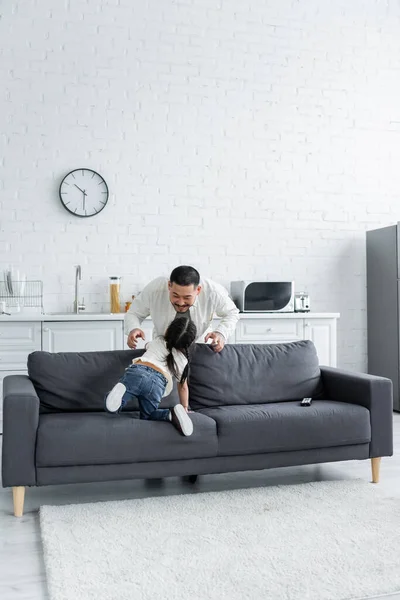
[266,328,273,332]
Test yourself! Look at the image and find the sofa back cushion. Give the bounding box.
[29,341,322,413]
[28,349,144,412]
[188,340,322,410]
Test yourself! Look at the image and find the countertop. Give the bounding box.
[0,312,340,322]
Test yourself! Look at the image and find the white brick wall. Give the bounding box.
[1,0,400,371]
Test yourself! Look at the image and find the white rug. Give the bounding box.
[40,480,400,600]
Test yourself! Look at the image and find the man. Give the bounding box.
[125,265,239,353]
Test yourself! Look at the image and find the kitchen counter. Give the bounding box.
[0,311,340,322]
[230,312,340,319]
[0,313,126,321]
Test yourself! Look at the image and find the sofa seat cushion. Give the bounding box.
[198,401,371,456]
[36,411,217,467]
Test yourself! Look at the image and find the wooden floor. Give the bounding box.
[1,414,400,600]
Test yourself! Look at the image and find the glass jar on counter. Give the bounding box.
[109,276,121,313]
[124,295,136,312]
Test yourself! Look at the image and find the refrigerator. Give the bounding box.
[366,224,400,411]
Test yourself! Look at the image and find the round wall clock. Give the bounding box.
[59,168,109,217]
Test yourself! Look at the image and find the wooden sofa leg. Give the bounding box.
[371,457,381,483]
[12,486,25,517]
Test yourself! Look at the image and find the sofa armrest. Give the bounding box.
[2,375,40,487]
[320,366,393,458]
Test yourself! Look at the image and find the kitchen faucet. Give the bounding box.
[74,265,86,313]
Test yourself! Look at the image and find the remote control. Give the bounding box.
[300,397,312,407]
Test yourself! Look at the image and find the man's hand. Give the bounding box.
[204,332,225,353]
[127,328,145,349]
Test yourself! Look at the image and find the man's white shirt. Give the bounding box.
[124,277,240,343]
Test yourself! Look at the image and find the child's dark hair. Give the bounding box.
[165,318,197,384]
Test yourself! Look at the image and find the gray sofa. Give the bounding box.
[2,340,393,517]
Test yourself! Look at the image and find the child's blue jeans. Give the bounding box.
[118,364,170,421]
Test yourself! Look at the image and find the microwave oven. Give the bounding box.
[230,281,295,312]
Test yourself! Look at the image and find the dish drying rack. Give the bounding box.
[0,280,43,312]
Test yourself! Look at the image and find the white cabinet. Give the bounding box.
[0,322,42,430]
[303,318,337,367]
[235,316,337,367]
[236,318,304,344]
[42,321,124,353]
[0,321,41,349]
[142,315,338,366]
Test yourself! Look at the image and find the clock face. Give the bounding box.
[59,168,109,217]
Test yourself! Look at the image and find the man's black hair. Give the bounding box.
[170,265,200,288]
